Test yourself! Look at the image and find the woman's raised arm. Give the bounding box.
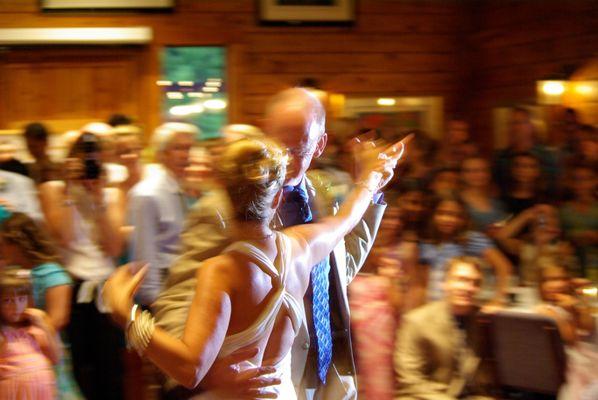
[285,136,411,283]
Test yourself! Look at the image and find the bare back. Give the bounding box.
[205,232,305,368]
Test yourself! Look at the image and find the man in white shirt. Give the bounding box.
[0,169,42,220]
[128,122,196,306]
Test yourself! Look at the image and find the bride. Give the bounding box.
[103,135,408,398]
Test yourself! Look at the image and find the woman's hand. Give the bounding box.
[103,263,148,329]
[24,308,51,328]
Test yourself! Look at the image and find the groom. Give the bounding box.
[154,87,389,399]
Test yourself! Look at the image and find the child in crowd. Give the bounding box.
[0,211,83,399]
[0,268,59,400]
[415,194,512,306]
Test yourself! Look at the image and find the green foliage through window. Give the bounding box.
[160,47,226,140]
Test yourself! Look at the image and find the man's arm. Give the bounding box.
[394,316,456,400]
[343,201,386,283]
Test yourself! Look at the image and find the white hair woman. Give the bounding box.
[103,135,409,398]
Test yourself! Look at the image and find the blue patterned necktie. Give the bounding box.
[280,184,332,384]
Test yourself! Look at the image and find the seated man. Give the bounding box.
[394,256,493,400]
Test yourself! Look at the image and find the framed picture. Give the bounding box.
[41,0,174,10]
[258,0,355,25]
[341,96,444,140]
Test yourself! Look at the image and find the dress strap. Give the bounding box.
[224,235,281,282]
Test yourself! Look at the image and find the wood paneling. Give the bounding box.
[0,47,144,132]
[0,0,465,133]
[465,0,598,152]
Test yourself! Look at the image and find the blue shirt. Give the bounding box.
[31,262,73,310]
[419,231,493,300]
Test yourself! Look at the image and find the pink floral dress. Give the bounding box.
[349,273,398,400]
[0,326,56,400]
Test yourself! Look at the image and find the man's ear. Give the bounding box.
[313,133,328,159]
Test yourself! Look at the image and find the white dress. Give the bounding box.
[193,232,304,400]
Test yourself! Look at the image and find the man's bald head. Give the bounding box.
[264,88,328,186]
[265,87,326,143]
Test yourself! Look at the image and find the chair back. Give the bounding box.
[489,310,566,395]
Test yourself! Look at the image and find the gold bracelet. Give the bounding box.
[127,310,155,356]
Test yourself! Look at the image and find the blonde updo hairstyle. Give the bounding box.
[218,138,287,222]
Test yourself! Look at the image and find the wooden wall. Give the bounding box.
[466,0,598,151]
[0,0,466,136]
[1,0,596,147]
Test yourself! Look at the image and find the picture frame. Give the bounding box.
[341,96,444,140]
[41,0,174,11]
[258,0,355,25]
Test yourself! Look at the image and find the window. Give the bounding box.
[160,47,226,140]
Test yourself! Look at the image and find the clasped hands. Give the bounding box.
[351,132,413,192]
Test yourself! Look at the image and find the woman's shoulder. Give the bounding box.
[31,262,72,286]
[195,253,245,281]
[39,180,65,195]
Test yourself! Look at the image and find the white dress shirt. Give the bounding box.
[128,166,189,306]
[0,169,42,220]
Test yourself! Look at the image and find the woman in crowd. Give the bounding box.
[500,152,547,216]
[460,155,509,235]
[103,135,407,398]
[39,130,126,400]
[112,125,145,194]
[427,166,460,199]
[495,204,579,286]
[350,205,405,400]
[414,194,512,307]
[0,212,83,399]
[559,162,598,281]
[0,268,60,400]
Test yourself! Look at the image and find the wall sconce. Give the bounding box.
[536,64,577,105]
[537,80,567,104]
[569,80,598,102]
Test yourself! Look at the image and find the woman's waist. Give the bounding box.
[63,250,115,281]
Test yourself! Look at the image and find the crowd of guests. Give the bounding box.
[0,98,595,400]
[338,108,597,399]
